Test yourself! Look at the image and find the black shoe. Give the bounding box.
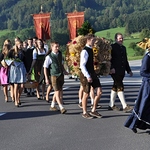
[15,104,19,107]
[132,128,137,133]
[46,99,51,103]
[27,92,31,97]
[24,88,28,93]
[32,92,36,97]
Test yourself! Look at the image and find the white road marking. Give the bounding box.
[0,113,6,117]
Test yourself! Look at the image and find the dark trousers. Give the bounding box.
[80,72,101,94]
[111,74,125,92]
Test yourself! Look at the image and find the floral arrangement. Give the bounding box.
[65,36,112,77]
[92,37,112,76]
[65,35,86,76]
[137,38,150,49]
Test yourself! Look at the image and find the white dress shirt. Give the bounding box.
[80,45,92,78]
[43,51,60,68]
[32,48,47,60]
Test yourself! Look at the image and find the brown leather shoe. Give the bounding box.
[49,106,58,111]
[90,111,102,118]
[108,105,121,111]
[60,108,67,114]
[82,113,93,119]
[123,105,133,113]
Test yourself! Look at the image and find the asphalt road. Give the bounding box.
[0,59,150,150]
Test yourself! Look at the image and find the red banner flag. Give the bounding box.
[67,12,84,40]
[32,13,51,40]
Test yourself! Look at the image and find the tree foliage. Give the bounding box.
[125,11,150,34]
[0,0,150,33]
[139,28,150,40]
[129,42,145,56]
[0,0,150,47]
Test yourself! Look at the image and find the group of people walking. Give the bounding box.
[0,37,68,113]
[0,39,26,106]
[0,32,150,133]
[79,33,133,119]
[0,37,44,104]
[79,33,150,133]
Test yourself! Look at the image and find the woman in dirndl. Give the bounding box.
[0,43,12,102]
[28,39,47,100]
[8,40,26,107]
[124,50,150,133]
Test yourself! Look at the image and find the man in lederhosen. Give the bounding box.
[80,34,102,119]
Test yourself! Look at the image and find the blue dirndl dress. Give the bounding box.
[8,50,27,84]
[124,53,150,130]
[9,61,26,83]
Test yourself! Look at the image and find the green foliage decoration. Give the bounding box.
[129,42,144,56]
[77,21,96,36]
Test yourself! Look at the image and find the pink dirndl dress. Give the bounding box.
[0,66,9,85]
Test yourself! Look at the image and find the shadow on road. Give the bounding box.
[0,111,58,120]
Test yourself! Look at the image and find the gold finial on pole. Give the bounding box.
[74,4,77,12]
[40,5,43,13]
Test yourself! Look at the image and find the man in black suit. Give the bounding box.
[108,33,133,113]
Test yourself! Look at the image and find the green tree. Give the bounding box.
[139,28,150,40]
[133,47,145,56]
[77,21,95,36]
[128,42,136,50]
[129,42,144,56]
[1,0,150,42]
[7,19,18,30]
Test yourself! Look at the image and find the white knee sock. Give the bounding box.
[91,99,94,105]
[109,90,117,107]
[117,91,127,109]
[59,104,64,110]
[79,99,82,103]
[51,101,55,108]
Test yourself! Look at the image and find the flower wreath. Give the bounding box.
[65,36,112,77]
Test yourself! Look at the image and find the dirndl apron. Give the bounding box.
[0,66,9,85]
